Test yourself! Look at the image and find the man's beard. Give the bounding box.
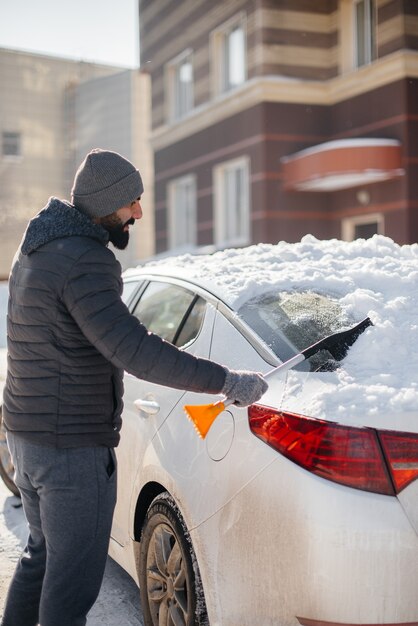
[100,215,135,250]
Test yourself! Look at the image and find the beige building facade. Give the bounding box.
[0,47,153,279]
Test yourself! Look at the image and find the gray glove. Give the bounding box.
[222,369,268,407]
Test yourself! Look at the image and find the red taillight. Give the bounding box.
[379,430,418,493]
[248,405,398,495]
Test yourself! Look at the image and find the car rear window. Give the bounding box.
[238,290,355,370]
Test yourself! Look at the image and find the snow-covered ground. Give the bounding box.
[144,235,418,420]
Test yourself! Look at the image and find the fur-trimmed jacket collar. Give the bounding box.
[21,197,109,255]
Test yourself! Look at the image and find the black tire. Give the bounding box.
[138,493,208,626]
[0,408,20,497]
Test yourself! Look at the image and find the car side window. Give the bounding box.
[132,281,205,347]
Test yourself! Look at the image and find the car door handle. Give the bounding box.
[134,398,160,415]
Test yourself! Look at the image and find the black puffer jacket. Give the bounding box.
[3,198,227,448]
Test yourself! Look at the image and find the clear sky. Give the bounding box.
[0,0,139,68]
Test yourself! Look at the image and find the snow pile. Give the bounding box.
[145,235,418,419]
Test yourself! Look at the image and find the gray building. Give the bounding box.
[0,47,153,279]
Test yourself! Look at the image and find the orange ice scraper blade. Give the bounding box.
[184,400,228,439]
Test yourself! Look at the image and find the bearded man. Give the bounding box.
[1,149,267,626]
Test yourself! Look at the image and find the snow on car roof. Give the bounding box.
[129,235,418,420]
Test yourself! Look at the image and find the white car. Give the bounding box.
[109,237,418,626]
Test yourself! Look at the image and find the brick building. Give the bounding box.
[139,0,418,254]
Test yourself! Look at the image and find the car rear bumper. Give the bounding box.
[192,452,418,626]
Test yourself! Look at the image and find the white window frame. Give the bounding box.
[211,12,247,97]
[165,49,194,123]
[168,174,197,250]
[354,0,377,68]
[342,212,383,241]
[214,156,250,248]
[2,131,21,160]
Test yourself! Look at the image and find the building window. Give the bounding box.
[214,157,250,248]
[166,50,193,122]
[354,0,376,67]
[168,175,197,250]
[212,13,246,96]
[342,213,383,240]
[2,132,21,158]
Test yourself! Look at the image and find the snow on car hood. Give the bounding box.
[144,235,418,421]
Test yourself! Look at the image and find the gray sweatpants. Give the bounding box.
[1,433,117,626]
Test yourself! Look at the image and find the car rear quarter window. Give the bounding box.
[175,296,206,347]
[122,279,143,306]
[131,281,205,348]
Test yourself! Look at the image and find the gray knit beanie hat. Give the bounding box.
[71,148,144,218]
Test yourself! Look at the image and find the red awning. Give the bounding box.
[281,138,404,192]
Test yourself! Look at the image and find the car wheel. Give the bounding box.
[0,409,19,497]
[139,493,207,626]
